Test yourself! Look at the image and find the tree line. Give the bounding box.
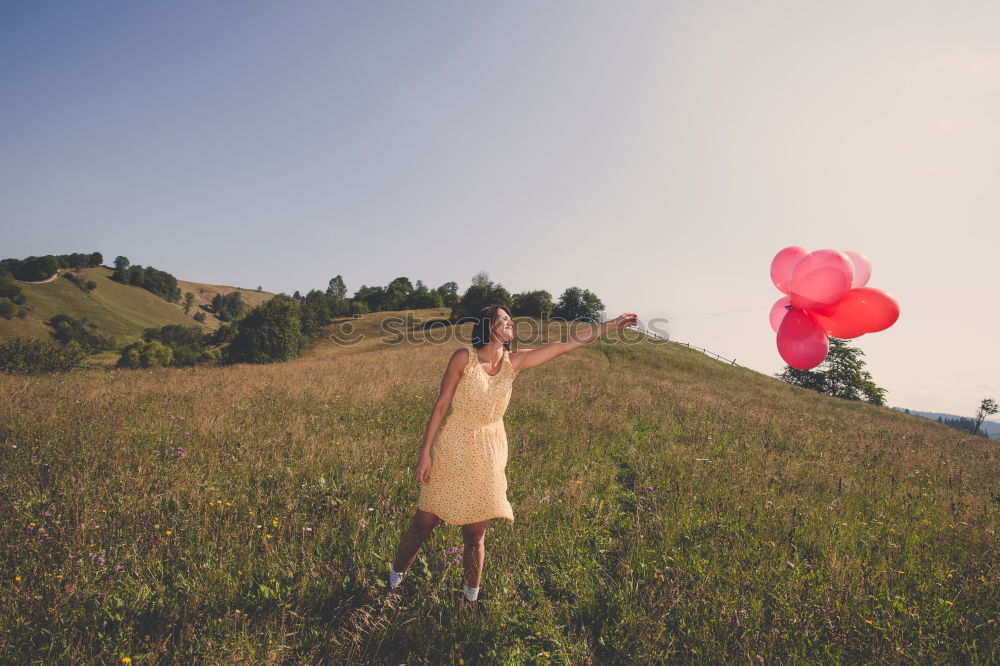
[0,252,103,281]
[110,256,181,303]
[1,267,607,373]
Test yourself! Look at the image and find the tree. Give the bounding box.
[511,290,554,319]
[406,282,444,309]
[973,398,998,436]
[327,275,348,301]
[552,287,605,322]
[114,256,130,271]
[183,292,195,314]
[383,277,414,311]
[224,295,303,364]
[777,338,887,406]
[300,289,332,337]
[436,281,459,307]
[471,271,491,288]
[450,278,511,323]
[353,285,387,313]
[211,291,247,322]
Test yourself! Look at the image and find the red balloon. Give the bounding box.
[770,246,808,295]
[770,296,792,333]
[777,308,830,370]
[844,250,872,289]
[813,288,900,338]
[788,249,855,309]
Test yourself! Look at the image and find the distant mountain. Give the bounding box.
[893,407,1000,440]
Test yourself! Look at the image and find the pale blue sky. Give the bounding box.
[2,1,998,416]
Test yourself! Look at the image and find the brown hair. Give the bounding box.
[471,304,512,350]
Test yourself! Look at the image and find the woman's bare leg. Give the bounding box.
[392,508,441,573]
[461,520,489,589]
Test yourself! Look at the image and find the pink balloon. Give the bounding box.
[813,288,900,338]
[770,246,809,295]
[770,296,792,333]
[844,250,872,289]
[788,249,855,309]
[777,308,829,370]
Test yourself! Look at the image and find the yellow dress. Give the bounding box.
[416,345,516,525]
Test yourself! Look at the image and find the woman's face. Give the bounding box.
[491,309,514,343]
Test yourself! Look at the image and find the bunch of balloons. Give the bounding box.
[770,246,899,370]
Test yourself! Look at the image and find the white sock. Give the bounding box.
[462,585,479,601]
[389,569,404,588]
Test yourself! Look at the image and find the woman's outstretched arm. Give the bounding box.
[510,313,638,374]
[415,347,469,484]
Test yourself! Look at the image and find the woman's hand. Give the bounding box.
[608,313,638,331]
[415,454,432,484]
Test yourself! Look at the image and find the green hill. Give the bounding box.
[0,310,995,663]
[0,267,275,354]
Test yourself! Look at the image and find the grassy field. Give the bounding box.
[1,310,996,664]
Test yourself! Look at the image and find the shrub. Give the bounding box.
[0,272,26,304]
[224,295,302,364]
[48,314,114,353]
[0,297,15,319]
[0,337,88,374]
[116,340,174,368]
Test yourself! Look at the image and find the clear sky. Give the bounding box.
[2,1,998,416]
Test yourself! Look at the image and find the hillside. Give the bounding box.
[0,267,276,349]
[0,310,996,663]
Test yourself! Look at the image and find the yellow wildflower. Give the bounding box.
[122,659,131,664]
[944,600,954,606]
[166,530,172,535]
[272,518,279,527]
[14,576,21,582]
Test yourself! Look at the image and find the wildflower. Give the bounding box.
[272,518,279,527]
[266,534,272,539]
[122,659,132,664]
[14,576,21,582]
[865,619,873,625]
[786,561,795,568]
[166,530,172,536]
[115,565,124,571]
[944,600,954,606]
[897,570,905,575]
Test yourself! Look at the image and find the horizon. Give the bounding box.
[2,1,998,415]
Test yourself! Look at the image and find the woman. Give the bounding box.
[388,305,638,602]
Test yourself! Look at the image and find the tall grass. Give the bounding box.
[1,311,996,663]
